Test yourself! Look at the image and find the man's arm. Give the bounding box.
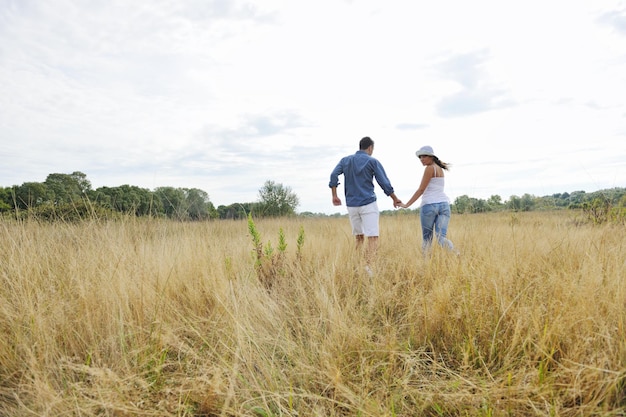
[389,192,401,208]
[373,161,401,206]
[331,186,342,206]
[329,161,343,206]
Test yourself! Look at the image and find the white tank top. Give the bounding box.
[421,177,449,206]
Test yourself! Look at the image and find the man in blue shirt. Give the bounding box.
[329,137,401,267]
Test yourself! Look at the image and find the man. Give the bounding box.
[329,136,401,267]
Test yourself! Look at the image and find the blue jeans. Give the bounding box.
[420,202,454,251]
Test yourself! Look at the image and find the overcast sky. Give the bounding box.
[1,0,625,214]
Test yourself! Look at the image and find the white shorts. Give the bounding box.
[347,201,379,237]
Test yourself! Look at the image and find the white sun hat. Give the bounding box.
[416,145,436,158]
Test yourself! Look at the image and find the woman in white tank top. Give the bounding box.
[398,145,456,252]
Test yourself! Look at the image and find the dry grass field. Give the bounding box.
[0,210,625,416]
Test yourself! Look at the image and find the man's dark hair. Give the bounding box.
[359,136,374,150]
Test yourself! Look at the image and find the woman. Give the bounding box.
[399,145,456,252]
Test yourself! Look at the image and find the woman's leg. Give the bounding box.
[434,202,455,250]
[420,204,437,251]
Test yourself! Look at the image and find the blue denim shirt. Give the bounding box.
[329,150,395,207]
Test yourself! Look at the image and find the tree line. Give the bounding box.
[1,171,623,221]
[449,189,626,214]
[374,188,626,218]
[372,187,626,223]
[0,172,300,220]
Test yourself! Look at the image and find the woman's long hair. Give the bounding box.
[433,157,451,171]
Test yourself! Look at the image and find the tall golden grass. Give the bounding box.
[0,211,624,416]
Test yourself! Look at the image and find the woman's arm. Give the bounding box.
[401,165,434,208]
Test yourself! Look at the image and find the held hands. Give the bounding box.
[394,199,411,209]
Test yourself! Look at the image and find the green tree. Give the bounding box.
[487,194,503,210]
[94,185,156,216]
[568,191,587,206]
[0,187,13,212]
[453,195,471,214]
[507,195,522,211]
[13,182,48,209]
[520,193,536,212]
[184,188,217,220]
[256,180,299,217]
[44,171,92,204]
[217,202,255,220]
[154,187,187,220]
[470,197,488,213]
[152,187,216,220]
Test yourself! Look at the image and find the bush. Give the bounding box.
[580,197,626,225]
[20,201,119,222]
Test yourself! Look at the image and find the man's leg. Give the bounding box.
[360,202,380,265]
[355,234,365,250]
[366,236,379,265]
[348,205,365,251]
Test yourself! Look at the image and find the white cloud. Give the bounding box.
[0,0,625,214]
